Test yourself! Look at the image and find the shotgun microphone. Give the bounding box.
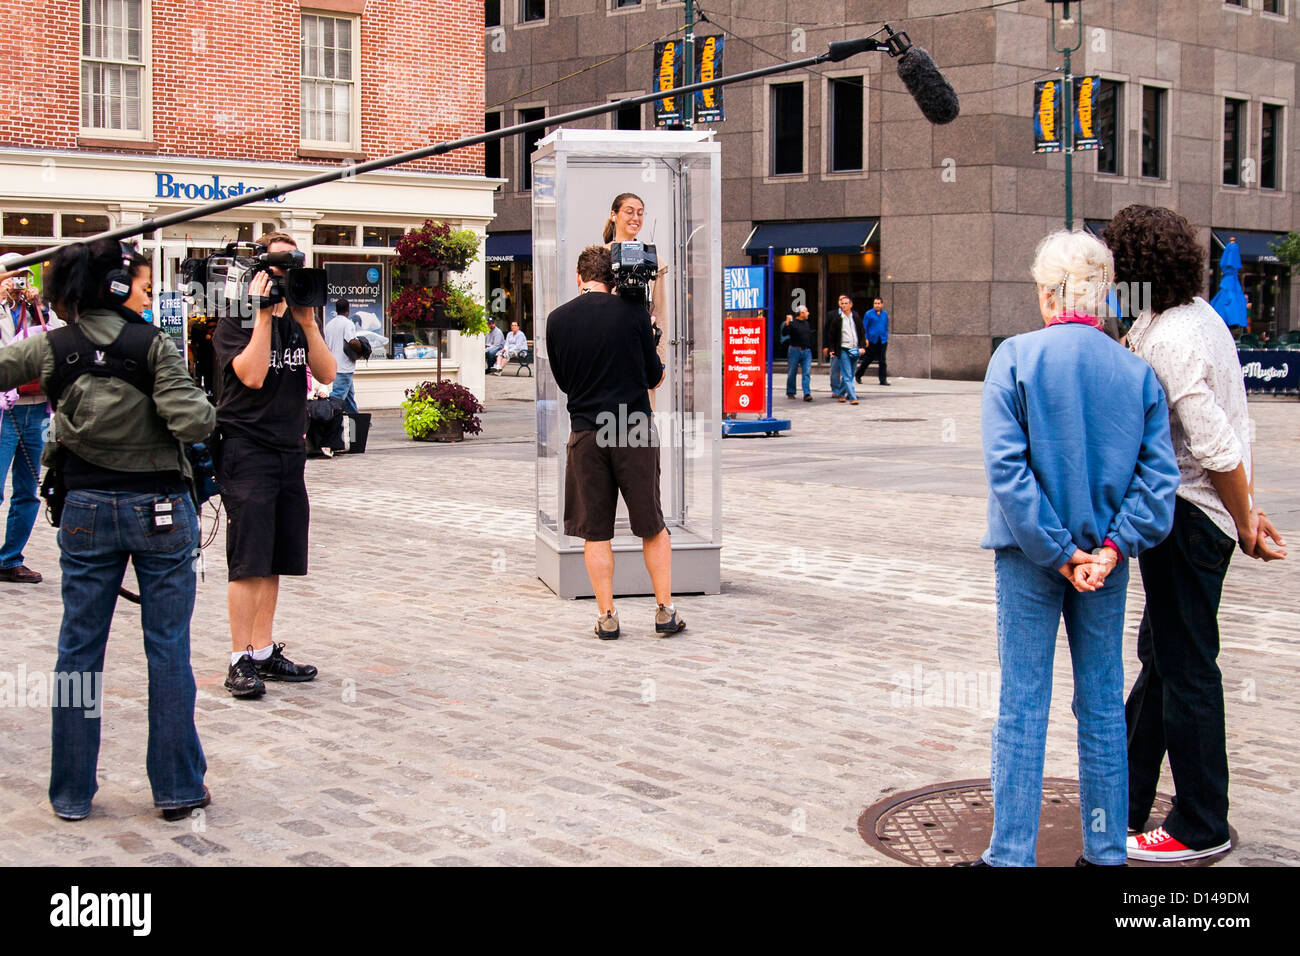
[896,46,960,125]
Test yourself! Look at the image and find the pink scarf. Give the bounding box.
[1047,310,1105,331]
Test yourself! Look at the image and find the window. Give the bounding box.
[519,106,546,189]
[61,214,112,238]
[771,82,804,176]
[1,213,55,238]
[80,0,147,136]
[615,102,641,130]
[313,224,358,246]
[300,13,358,148]
[1261,103,1282,189]
[1095,80,1123,175]
[1223,98,1246,186]
[615,0,642,7]
[485,112,502,179]
[521,0,545,22]
[1141,86,1166,179]
[829,75,864,172]
[1262,0,1282,14]
[486,1,501,27]
[362,226,407,247]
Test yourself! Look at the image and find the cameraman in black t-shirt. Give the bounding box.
[212,231,336,698]
[545,245,685,641]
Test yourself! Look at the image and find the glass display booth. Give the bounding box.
[533,129,722,598]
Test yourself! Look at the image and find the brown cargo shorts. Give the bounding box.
[563,428,665,541]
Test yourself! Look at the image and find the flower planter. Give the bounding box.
[414,420,465,443]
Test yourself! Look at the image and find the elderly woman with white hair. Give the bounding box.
[961,229,1180,867]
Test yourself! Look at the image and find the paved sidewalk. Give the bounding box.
[1,372,1297,866]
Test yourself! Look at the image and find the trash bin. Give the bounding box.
[346,412,372,454]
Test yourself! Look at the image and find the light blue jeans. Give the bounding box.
[0,403,47,569]
[836,349,858,401]
[330,371,358,415]
[984,547,1130,866]
[49,490,205,818]
[786,346,811,397]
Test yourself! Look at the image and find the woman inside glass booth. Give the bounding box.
[603,192,668,409]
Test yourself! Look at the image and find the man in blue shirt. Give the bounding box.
[856,297,890,386]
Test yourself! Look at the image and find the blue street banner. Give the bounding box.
[724,266,766,311]
[1072,75,1101,151]
[653,40,685,126]
[158,291,186,353]
[1034,80,1063,153]
[693,35,725,123]
[1239,350,1300,392]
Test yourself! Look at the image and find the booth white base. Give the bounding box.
[537,531,722,599]
[353,360,462,409]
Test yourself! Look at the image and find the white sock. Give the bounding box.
[230,650,249,667]
[599,608,617,619]
[250,644,274,661]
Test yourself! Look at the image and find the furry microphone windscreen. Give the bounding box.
[896,46,960,125]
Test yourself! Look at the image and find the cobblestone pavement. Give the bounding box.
[2,371,1297,867]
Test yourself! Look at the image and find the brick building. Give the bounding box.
[485,0,1300,379]
[0,0,495,404]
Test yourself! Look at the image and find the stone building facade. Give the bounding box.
[485,0,1299,378]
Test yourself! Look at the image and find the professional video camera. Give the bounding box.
[181,241,327,318]
[609,241,658,310]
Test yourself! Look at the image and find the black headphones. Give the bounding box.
[103,241,138,304]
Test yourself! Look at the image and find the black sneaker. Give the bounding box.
[162,786,211,822]
[255,642,318,682]
[225,650,266,699]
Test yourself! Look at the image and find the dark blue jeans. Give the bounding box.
[785,346,811,397]
[0,402,47,569]
[49,489,206,818]
[1127,497,1234,849]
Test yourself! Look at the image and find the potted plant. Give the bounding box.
[391,219,482,335]
[400,379,485,442]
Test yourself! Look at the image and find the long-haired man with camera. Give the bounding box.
[212,232,335,697]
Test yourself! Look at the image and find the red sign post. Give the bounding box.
[723,316,766,415]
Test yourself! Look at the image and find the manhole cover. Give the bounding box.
[858,778,1234,867]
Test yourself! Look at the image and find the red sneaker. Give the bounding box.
[1127,826,1230,862]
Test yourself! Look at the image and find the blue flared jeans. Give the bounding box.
[984,547,1130,866]
[49,489,206,818]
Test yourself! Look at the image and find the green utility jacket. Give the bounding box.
[0,308,215,478]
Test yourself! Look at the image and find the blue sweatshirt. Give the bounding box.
[980,322,1179,569]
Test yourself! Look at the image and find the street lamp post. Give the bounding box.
[1048,0,1084,231]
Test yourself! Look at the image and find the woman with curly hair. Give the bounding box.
[1105,204,1287,862]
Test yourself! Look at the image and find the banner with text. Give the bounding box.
[1034,79,1063,153]
[724,266,766,311]
[723,316,766,415]
[324,262,385,331]
[1072,75,1101,151]
[158,291,186,354]
[693,35,725,123]
[653,40,685,126]
[1239,350,1299,392]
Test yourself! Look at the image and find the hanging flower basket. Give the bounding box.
[389,220,486,336]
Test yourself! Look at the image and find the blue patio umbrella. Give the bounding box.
[1209,239,1247,329]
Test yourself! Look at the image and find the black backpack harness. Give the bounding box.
[44,321,162,410]
[37,322,218,527]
